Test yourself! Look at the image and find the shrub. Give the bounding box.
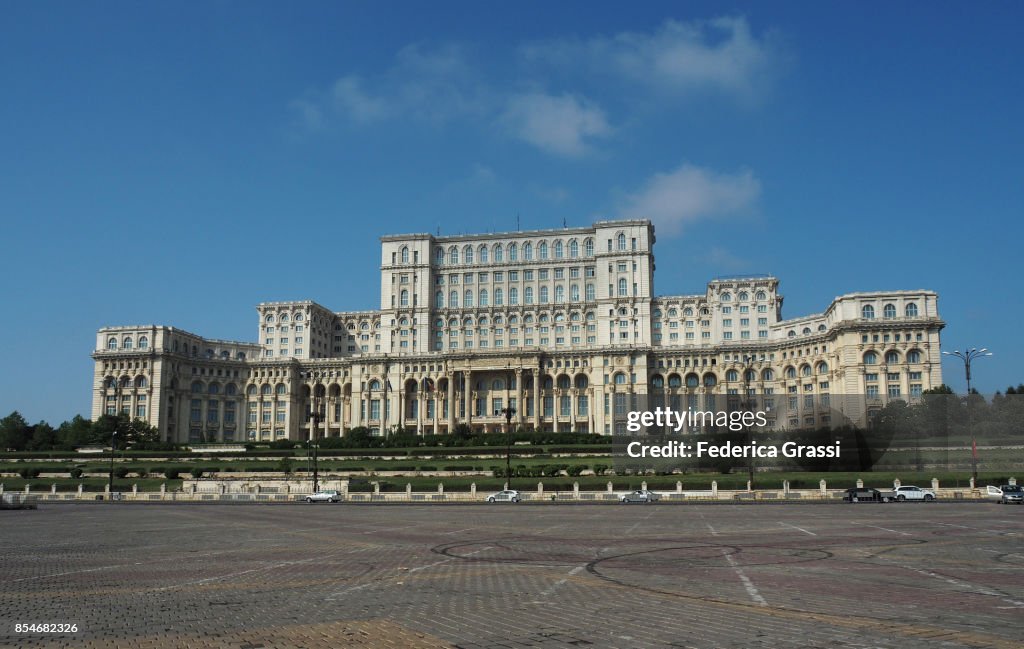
[189,468,204,479]
[419,465,437,471]
[18,467,40,479]
[592,464,609,476]
[113,467,129,479]
[276,457,293,474]
[164,469,180,480]
[69,467,83,479]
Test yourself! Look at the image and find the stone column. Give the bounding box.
[465,369,473,428]
[514,369,524,425]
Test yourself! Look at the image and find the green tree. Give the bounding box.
[0,412,31,451]
[26,421,58,450]
[58,415,95,449]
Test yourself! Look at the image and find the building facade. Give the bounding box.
[91,220,944,443]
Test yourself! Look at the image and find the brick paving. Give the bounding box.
[1,502,1021,648]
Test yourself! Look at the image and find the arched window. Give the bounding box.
[247,385,257,396]
[801,364,812,377]
[138,336,149,349]
[618,278,627,296]
[276,384,286,395]
[553,240,563,258]
[265,314,274,323]
[400,290,409,307]
[122,337,133,350]
[524,287,533,304]
[905,303,919,317]
[885,351,900,364]
[523,242,533,260]
[685,374,699,388]
[584,238,594,256]
[704,373,717,387]
[863,351,878,365]
[613,372,627,385]
[191,381,204,393]
[538,241,548,259]
[493,244,503,262]
[862,305,875,319]
[494,288,503,305]
[464,245,473,264]
[369,380,381,391]
[401,246,409,263]
[224,383,236,396]
[557,375,571,389]
[722,293,732,302]
[570,284,579,302]
[744,370,757,383]
[907,350,922,363]
[817,362,829,374]
[651,375,665,388]
[818,324,826,332]
[136,376,148,388]
[802,327,811,335]
[669,374,684,388]
[726,370,739,382]
[788,331,796,338]
[617,233,626,250]
[436,291,444,308]
[569,240,578,258]
[762,369,774,381]
[107,337,117,350]
[208,383,220,394]
[684,307,693,316]
[479,245,488,263]
[575,375,589,389]
[449,246,458,264]
[492,379,504,391]
[554,286,564,302]
[756,291,766,301]
[479,289,489,306]
[508,243,517,261]
[539,286,549,303]
[785,367,797,379]
[883,304,896,319]
[436,247,445,265]
[738,292,748,301]
[450,291,459,308]
[509,287,518,305]
[464,290,474,307]
[281,314,289,322]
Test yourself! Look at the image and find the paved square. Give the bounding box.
[1,502,1021,648]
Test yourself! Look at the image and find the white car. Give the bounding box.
[305,490,341,503]
[486,490,521,503]
[620,489,660,503]
[893,486,936,502]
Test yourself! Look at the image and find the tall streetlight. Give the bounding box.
[942,348,992,484]
[108,430,118,495]
[742,355,755,491]
[310,391,322,494]
[497,404,516,489]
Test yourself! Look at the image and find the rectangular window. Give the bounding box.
[543,396,554,417]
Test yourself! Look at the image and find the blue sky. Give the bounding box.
[1,1,1021,425]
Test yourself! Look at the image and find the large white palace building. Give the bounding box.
[91,220,944,443]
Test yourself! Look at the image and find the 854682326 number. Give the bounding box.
[14,623,79,633]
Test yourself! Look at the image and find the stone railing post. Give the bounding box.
[406,483,412,499]
[641,480,647,491]
[374,482,381,495]
[438,483,444,495]
[77,484,84,498]
[160,483,166,496]
[819,479,827,497]
[470,482,476,497]
[783,480,789,496]
[676,481,682,494]
[132,484,138,496]
[51,484,57,495]
[931,478,939,491]
[1010,477,1017,486]
[969,477,975,490]
[607,481,613,493]
[537,482,544,498]
[856,478,863,488]
[893,478,901,488]
[711,480,718,497]
[573,482,579,499]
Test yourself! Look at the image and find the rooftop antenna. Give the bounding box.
[516,213,520,231]
[563,217,567,229]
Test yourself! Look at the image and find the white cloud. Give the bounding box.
[618,163,760,235]
[501,92,612,157]
[330,76,391,122]
[523,16,781,100]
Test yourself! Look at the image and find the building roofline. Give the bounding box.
[381,219,653,244]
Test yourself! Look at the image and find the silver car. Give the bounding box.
[996,485,1023,504]
[486,490,521,503]
[305,490,341,503]
[620,489,660,503]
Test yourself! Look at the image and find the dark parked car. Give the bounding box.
[842,487,891,503]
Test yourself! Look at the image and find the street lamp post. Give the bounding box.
[942,348,992,484]
[743,355,755,491]
[497,405,516,489]
[108,430,118,494]
[311,392,321,494]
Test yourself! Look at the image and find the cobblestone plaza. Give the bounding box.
[2,503,1020,648]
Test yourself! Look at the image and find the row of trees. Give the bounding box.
[0,412,164,452]
[873,385,1024,444]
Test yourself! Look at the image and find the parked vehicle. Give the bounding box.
[842,487,891,503]
[892,486,936,502]
[620,489,660,503]
[486,490,521,503]
[305,490,341,503]
[987,484,1024,504]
